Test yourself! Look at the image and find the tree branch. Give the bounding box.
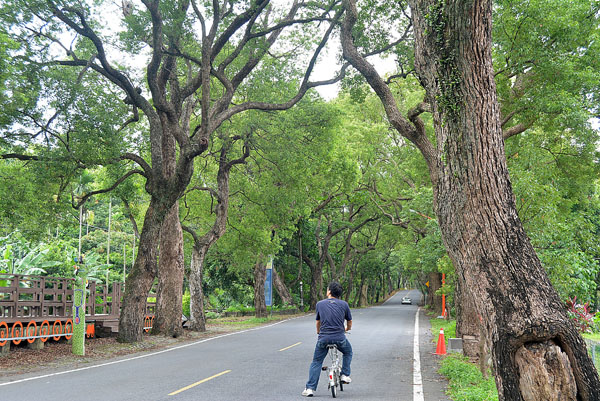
[340,0,437,167]
[1,153,40,161]
[71,169,145,208]
[503,121,535,140]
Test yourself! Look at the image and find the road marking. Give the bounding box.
[279,342,302,351]
[413,307,424,401]
[168,370,231,396]
[0,315,304,387]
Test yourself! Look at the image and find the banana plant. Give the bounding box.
[76,251,112,284]
[10,246,62,276]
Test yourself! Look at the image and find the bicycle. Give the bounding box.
[322,344,344,397]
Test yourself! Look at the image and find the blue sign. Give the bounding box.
[265,268,273,307]
[265,258,273,307]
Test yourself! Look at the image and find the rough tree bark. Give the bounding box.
[153,202,185,337]
[427,272,443,315]
[455,278,483,359]
[273,266,294,305]
[253,259,268,318]
[188,246,207,331]
[358,275,368,307]
[341,0,600,399]
[118,200,165,342]
[153,125,185,337]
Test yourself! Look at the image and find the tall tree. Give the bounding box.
[1,0,346,341]
[182,135,250,331]
[341,0,600,399]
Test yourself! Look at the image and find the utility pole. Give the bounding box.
[78,205,83,261]
[123,242,126,283]
[106,197,112,284]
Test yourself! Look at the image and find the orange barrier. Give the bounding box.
[434,328,447,355]
[52,320,63,341]
[11,321,23,345]
[0,321,7,346]
[0,316,152,347]
[26,321,37,344]
[85,323,95,338]
[64,319,73,340]
[40,320,50,342]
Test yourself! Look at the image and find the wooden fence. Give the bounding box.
[0,274,156,346]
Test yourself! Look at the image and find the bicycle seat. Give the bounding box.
[327,344,338,349]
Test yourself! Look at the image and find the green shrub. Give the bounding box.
[439,353,498,401]
[182,290,190,317]
[224,304,255,313]
[205,311,220,319]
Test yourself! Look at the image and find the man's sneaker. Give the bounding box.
[302,388,315,397]
[341,375,352,384]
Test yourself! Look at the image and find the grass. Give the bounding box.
[208,313,303,329]
[429,315,498,401]
[429,315,456,348]
[583,333,600,342]
[583,333,600,370]
[439,353,499,401]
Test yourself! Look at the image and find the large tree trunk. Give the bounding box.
[455,278,483,359]
[427,272,443,315]
[273,266,294,305]
[358,277,368,307]
[344,261,356,303]
[341,0,600,398]
[253,260,268,318]
[183,141,247,331]
[153,201,185,337]
[188,246,207,331]
[153,117,185,337]
[118,201,161,343]
[408,1,600,398]
[309,261,323,310]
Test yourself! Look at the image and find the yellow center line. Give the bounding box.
[168,370,232,396]
[279,342,302,352]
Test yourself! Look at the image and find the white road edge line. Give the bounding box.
[414,307,425,401]
[0,315,304,387]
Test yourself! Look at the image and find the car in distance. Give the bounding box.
[401,296,412,305]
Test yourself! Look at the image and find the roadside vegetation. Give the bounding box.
[429,316,498,401]
[431,303,600,401]
[2,0,600,397]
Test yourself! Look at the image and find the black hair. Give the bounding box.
[328,282,343,298]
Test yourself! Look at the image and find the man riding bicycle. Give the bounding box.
[302,282,353,397]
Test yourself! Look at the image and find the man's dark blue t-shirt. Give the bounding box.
[315,297,352,341]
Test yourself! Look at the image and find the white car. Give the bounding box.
[401,296,412,305]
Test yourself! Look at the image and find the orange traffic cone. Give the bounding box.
[434,328,447,355]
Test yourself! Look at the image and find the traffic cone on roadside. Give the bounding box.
[434,328,447,355]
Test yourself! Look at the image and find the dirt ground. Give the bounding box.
[0,316,301,378]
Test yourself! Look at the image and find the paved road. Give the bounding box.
[0,290,449,400]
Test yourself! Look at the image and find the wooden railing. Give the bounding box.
[0,274,156,346]
[0,274,123,323]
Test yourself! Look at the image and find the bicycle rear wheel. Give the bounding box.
[331,383,337,398]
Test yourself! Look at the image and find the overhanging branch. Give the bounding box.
[72,169,145,208]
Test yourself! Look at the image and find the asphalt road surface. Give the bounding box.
[0,290,450,400]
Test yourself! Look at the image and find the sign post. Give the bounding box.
[441,273,446,319]
[264,256,273,316]
[72,257,87,356]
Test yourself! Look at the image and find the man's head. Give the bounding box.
[327,282,343,298]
